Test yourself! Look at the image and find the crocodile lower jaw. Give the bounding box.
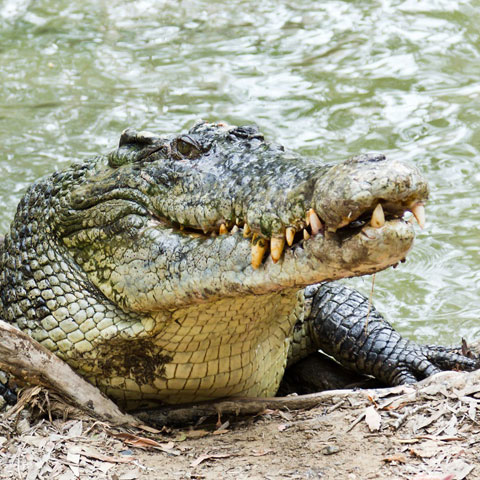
[202,201,426,269]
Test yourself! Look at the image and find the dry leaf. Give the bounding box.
[57,469,76,480]
[78,446,135,464]
[68,465,80,477]
[447,459,475,480]
[277,411,292,421]
[190,453,232,467]
[114,432,164,447]
[413,408,447,432]
[377,385,415,398]
[20,435,49,448]
[365,405,381,432]
[67,420,83,438]
[108,431,177,453]
[261,409,277,415]
[97,462,115,474]
[135,424,163,434]
[66,450,80,465]
[383,453,407,463]
[217,419,230,430]
[409,440,441,459]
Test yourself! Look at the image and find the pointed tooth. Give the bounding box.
[371,203,385,228]
[270,237,285,263]
[243,223,252,238]
[308,208,323,235]
[303,229,310,241]
[231,225,239,234]
[305,213,310,227]
[411,203,425,229]
[251,235,267,269]
[285,227,295,246]
[219,223,228,235]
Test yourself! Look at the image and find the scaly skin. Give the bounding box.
[0,122,476,409]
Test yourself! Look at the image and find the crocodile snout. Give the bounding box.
[312,153,429,232]
[246,153,429,268]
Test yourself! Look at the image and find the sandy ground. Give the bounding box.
[1,370,479,480]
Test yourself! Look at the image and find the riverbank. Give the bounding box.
[1,370,478,480]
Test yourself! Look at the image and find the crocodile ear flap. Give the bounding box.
[108,128,167,168]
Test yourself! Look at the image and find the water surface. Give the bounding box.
[1,0,479,344]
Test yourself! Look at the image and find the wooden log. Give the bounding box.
[135,370,480,427]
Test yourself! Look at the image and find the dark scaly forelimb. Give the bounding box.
[299,283,479,386]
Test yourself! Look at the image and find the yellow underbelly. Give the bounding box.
[70,290,301,409]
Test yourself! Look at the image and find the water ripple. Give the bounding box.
[0,0,479,343]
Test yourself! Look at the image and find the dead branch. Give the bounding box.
[135,370,480,427]
[133,388,390,426]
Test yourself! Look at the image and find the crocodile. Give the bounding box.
[0,122,477,409]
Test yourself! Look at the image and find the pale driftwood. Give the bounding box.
[135,369,480,426]
[134,386,409,426]
[0,319,138,426]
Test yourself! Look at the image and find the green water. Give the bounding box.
[1,0,479,344]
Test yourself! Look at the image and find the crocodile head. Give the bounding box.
[58,122,428,312]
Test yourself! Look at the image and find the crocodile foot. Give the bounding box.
[300,283,479,387]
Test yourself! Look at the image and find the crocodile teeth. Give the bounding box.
[285,227,295,246]
[411,203,425,229]
[303,229,310,240]
[371,203,385,228]
[251,235,267,269]
[243,223,252,238]
[308,209,323,235]
[219,223,228,235]
[230,225,239,234]
[270,237,285,263]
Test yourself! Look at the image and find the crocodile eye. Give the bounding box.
[175,136,201,159]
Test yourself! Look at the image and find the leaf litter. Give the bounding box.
[1,370,480,479]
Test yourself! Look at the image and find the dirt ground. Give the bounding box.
[1,370,479,480]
